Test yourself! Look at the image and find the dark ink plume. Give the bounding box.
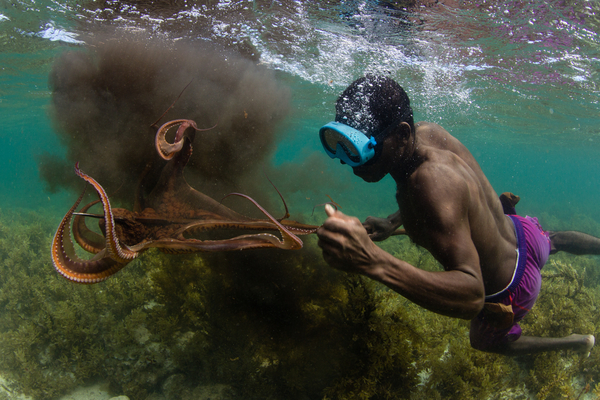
[40,35,290,207]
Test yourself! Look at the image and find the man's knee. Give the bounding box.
[469,324,489,351]
[470,333,487,351]
[469,318,508,352]
[469,336,485,351]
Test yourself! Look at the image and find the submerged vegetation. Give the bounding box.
[1,208,600,399]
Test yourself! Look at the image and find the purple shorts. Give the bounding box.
[470,215,551,350]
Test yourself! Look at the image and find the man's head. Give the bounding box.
[335,74,414,137]
[320,75,414,182]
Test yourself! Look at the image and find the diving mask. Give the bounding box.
[319,121,379,167]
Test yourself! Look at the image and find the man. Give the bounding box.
[316,74,597,355]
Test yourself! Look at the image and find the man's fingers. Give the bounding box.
[322,216,353,235]
[323,204,357,223]
[325,203,336,217]
[324,204,351,220]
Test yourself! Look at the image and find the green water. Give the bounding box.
[2,0,600,223]
[2,0,600,398]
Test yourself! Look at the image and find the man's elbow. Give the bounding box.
[458,276,485,320]
[461,295,484,320]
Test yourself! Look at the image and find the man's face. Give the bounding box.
[350,128,401,182]
[351,164,387,182]
[351,145,389,182]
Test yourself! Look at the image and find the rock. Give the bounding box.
[161,374,186,399]
[187,384,233,400]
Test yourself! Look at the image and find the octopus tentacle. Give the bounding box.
[175,219,317,239]
[72,199,105,254]
[155,119,194,160]
[51,184,126,284]
[155,119,216,160]
[263,174,291,221]
[222,193,303,250]
[145,235,293,252]
[74,163,139,264]
[276,222,319,235]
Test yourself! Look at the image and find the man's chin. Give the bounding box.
[352,168,386,182]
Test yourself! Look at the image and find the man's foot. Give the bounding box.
[499,192,520,216]
[575,334,595,357]
[500,192,520,207]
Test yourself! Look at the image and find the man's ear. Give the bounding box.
[397,121,412,145]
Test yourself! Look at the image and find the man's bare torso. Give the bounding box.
[395,122,518,295]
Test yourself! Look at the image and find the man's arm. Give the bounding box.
[318,206,484,319]
[317,167,485,320]
[363,210,403,241]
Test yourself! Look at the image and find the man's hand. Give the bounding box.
[317,204,384,275]
[363,216,396,241]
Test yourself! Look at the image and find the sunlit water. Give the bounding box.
[2,0,600,226]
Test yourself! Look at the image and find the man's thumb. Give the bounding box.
[325,204,337,217]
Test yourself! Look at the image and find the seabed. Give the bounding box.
[1,208,600,400]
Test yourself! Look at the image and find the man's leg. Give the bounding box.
[470,318,595,356]
[498,192,600,255]
[549,231,600,255]
[487,334,595,356]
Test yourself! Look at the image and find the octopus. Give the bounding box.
[51,119,319,284]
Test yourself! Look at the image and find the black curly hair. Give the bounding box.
[335,74,415,137]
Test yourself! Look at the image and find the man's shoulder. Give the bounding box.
[415,121,446,132]
[415,122,456,144]
[407,146,472,207]
[411,157,467,189]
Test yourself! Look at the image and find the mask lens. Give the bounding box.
[321,128,361,163]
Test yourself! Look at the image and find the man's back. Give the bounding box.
[395,122,517,295]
